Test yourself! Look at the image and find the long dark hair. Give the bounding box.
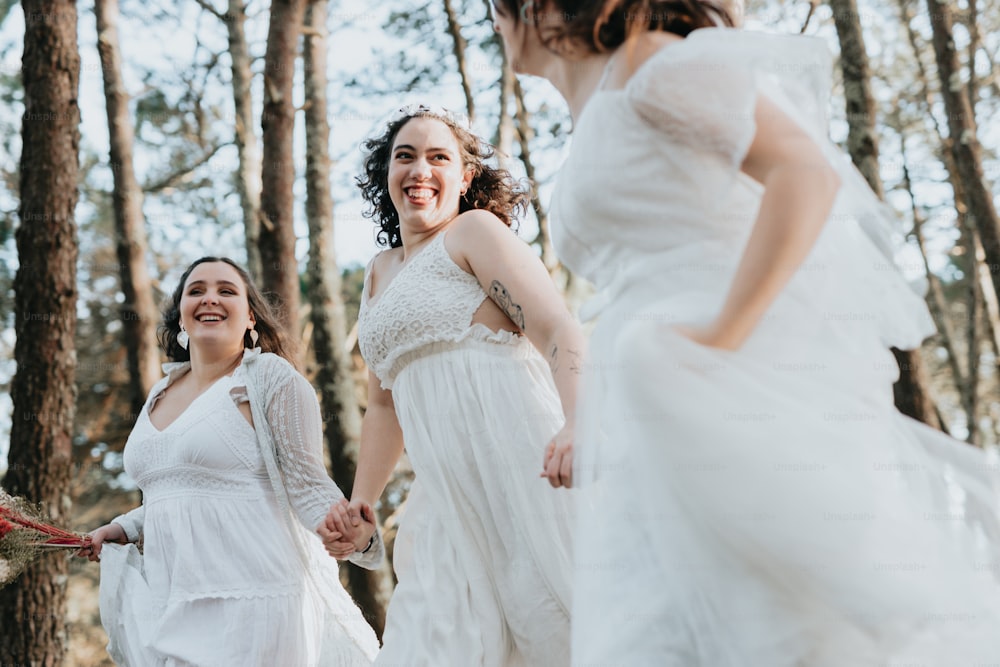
[159,257,293,363]
[494,0,735,53]
[357,108,529,249]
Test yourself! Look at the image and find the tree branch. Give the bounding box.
[142,143,225,194]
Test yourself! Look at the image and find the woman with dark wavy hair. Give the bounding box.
[327,106,583,665]
[491,1,1000,665]
[357,107,526,249]
[80,257,380,665]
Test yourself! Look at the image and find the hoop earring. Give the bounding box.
[178,325,189,350]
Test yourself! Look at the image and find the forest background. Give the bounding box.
[1,0,999,663]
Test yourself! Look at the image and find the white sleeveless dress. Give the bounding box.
[98,353,379,666]
[553,28,1000,666]
[358,230,573,666]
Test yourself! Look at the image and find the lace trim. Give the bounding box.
[385,325,530,389]
[136,466,271,500]
[359,232,497,388]
[167,584,304,603]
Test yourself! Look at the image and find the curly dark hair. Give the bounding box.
[492,0,735,53]
[357,109,529,248]
[159,257,294,363]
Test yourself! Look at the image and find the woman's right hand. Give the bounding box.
[542,423,574,489]
[324,499,377,557]
[76,523,127,562]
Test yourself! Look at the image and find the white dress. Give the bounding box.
[98,351,380,666]
[357,230,573,666]
[553,28,1000,666]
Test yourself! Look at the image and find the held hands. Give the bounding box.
[319,498,377,560]
[542,424,574,489]
[75,523,127,562]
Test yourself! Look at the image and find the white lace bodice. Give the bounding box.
[359,232,515,390]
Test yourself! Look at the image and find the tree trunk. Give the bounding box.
[495,46,516,161]
[260,0,305,341]
[443,0,474,121]
[829,0,939,427]
[95,0,161,414]
[965,0,980,124]
[925,0,1000,310]
[902,138,965,403]
[0,1,80,663]
[303,0,390,637]
[898,0,1000,388]
[225,0,263,281]
[512,78,557,272]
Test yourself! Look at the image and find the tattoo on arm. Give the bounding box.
[568,348,583,374]
[489,280,526,330]
[548,345,583,375]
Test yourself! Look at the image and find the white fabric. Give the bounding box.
[358,231,573,666]
[553,27,1000,666]
[99,350,380,666]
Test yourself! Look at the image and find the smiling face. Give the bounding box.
[387,116,473,235]
[178,261,255,354]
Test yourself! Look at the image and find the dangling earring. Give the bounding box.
[178,324,189,350]
[248,326,259,349]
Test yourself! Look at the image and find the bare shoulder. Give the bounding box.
[371,247,402,273]
[369,247,403,293]
[449,209,511,239]
[445,210,520,272]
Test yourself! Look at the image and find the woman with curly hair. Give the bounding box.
[491,1,1000,665]
[325,105,583,666]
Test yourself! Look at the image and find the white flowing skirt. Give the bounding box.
[572,229,1000,666]
[376,330,574,667]
[99,524,379,666]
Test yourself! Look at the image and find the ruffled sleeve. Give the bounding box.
[626,28,841,164]
[629,28,934,349]
[626,32,758,168]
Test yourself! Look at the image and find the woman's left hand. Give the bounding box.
[322,499,377,559]
[319,500,358,559]
[673,322,744,351]
[542,424,574,489]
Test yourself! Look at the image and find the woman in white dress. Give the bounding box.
[326,106,585,666]
[79,257,380,666]
[492,1,1000,665]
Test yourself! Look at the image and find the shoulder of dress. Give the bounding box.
[243,351,300,389]
[144,373,172,404]
[677,28,832,73]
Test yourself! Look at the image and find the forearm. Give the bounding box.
[544,316,588,425]
[352,403,405,506]
[715,165,840,343]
